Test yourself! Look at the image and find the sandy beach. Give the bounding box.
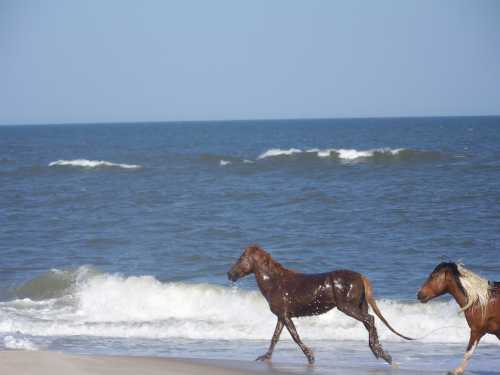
[3,350,490,375]
[0,351,271,375]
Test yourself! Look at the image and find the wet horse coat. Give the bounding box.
[227,245,413,364]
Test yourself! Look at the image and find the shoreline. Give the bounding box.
[1,350,486,375]
[0,350,270,375]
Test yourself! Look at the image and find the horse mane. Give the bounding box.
[456,263,491,315]
[433,262,490,316]
[433,262,466,296]
[248,245,288,275]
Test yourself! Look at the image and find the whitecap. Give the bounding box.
[49,159,141,169]
[257,147,407,161]
[257,148,302,160]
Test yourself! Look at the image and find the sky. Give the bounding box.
[1,0,499,125]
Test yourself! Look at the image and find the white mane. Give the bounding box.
[457,264,490,315]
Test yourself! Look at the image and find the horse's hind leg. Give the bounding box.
[256,318,284,362]
[283,316,315,364]
[338,301,392,365]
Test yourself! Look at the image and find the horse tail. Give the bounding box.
[362,276,415,341]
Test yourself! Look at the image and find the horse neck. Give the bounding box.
[447,274,468,309]
[253,256,285,294]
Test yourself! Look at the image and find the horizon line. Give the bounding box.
[1,114,499,127]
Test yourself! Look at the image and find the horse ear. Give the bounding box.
[252,246,264,259]
[251,246,269,265]
[244,244,257,255]
[251,244,262,252]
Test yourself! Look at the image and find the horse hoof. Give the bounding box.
[255,355,271,362]
[377,349,391,365]
[384,353,392,365]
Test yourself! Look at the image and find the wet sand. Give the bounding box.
[0,350,495,375]
[0,351,267,375]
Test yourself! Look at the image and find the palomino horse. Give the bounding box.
[417,262,500,375]
[227,245,413,365]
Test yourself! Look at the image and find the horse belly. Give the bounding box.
[290,297,336,317]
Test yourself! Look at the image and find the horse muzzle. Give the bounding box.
[227,271,239,282]
[417,290,429,303]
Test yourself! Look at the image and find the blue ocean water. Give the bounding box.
[1,117,499,373]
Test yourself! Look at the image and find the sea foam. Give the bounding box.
[0,268,494,344]
[258,148,303,159]
[3,335,39,350]
[258,148,406,161]
[49,159,141,169]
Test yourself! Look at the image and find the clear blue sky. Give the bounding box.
[1,0,499,125]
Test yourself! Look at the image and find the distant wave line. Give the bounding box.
[217,147,444,166]
[49,159,142,169]
[258,147,405,160]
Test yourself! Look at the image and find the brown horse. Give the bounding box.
[227,245,413,365]
[417,262,500,375]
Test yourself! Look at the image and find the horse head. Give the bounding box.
[227,245,263,282]
[417,262,459,303]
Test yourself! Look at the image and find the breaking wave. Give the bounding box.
[49,159,142,169]
[3,335,39,350]
[257,148,442,161]
[209,148,447,167]
[0,267,494,344]
[15,267,100,300]
[258,148,304,159]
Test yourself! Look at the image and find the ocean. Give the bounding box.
[1,117,499,373]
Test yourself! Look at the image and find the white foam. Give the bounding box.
[3,335,38,350]
[49,159,141,169]
[219,160,231,166]
[316,149,334,158]
[336,149,374,160]
[258,148,303,159]
[257,148,406,161]
[0,270,494,343]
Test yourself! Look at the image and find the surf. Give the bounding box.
[1,267,496,344]
[206,147,448,167]
[49,159,142,169]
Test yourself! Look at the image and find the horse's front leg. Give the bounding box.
[283,316,315,364]
[448,330,483,375]
[256,318,284,362]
